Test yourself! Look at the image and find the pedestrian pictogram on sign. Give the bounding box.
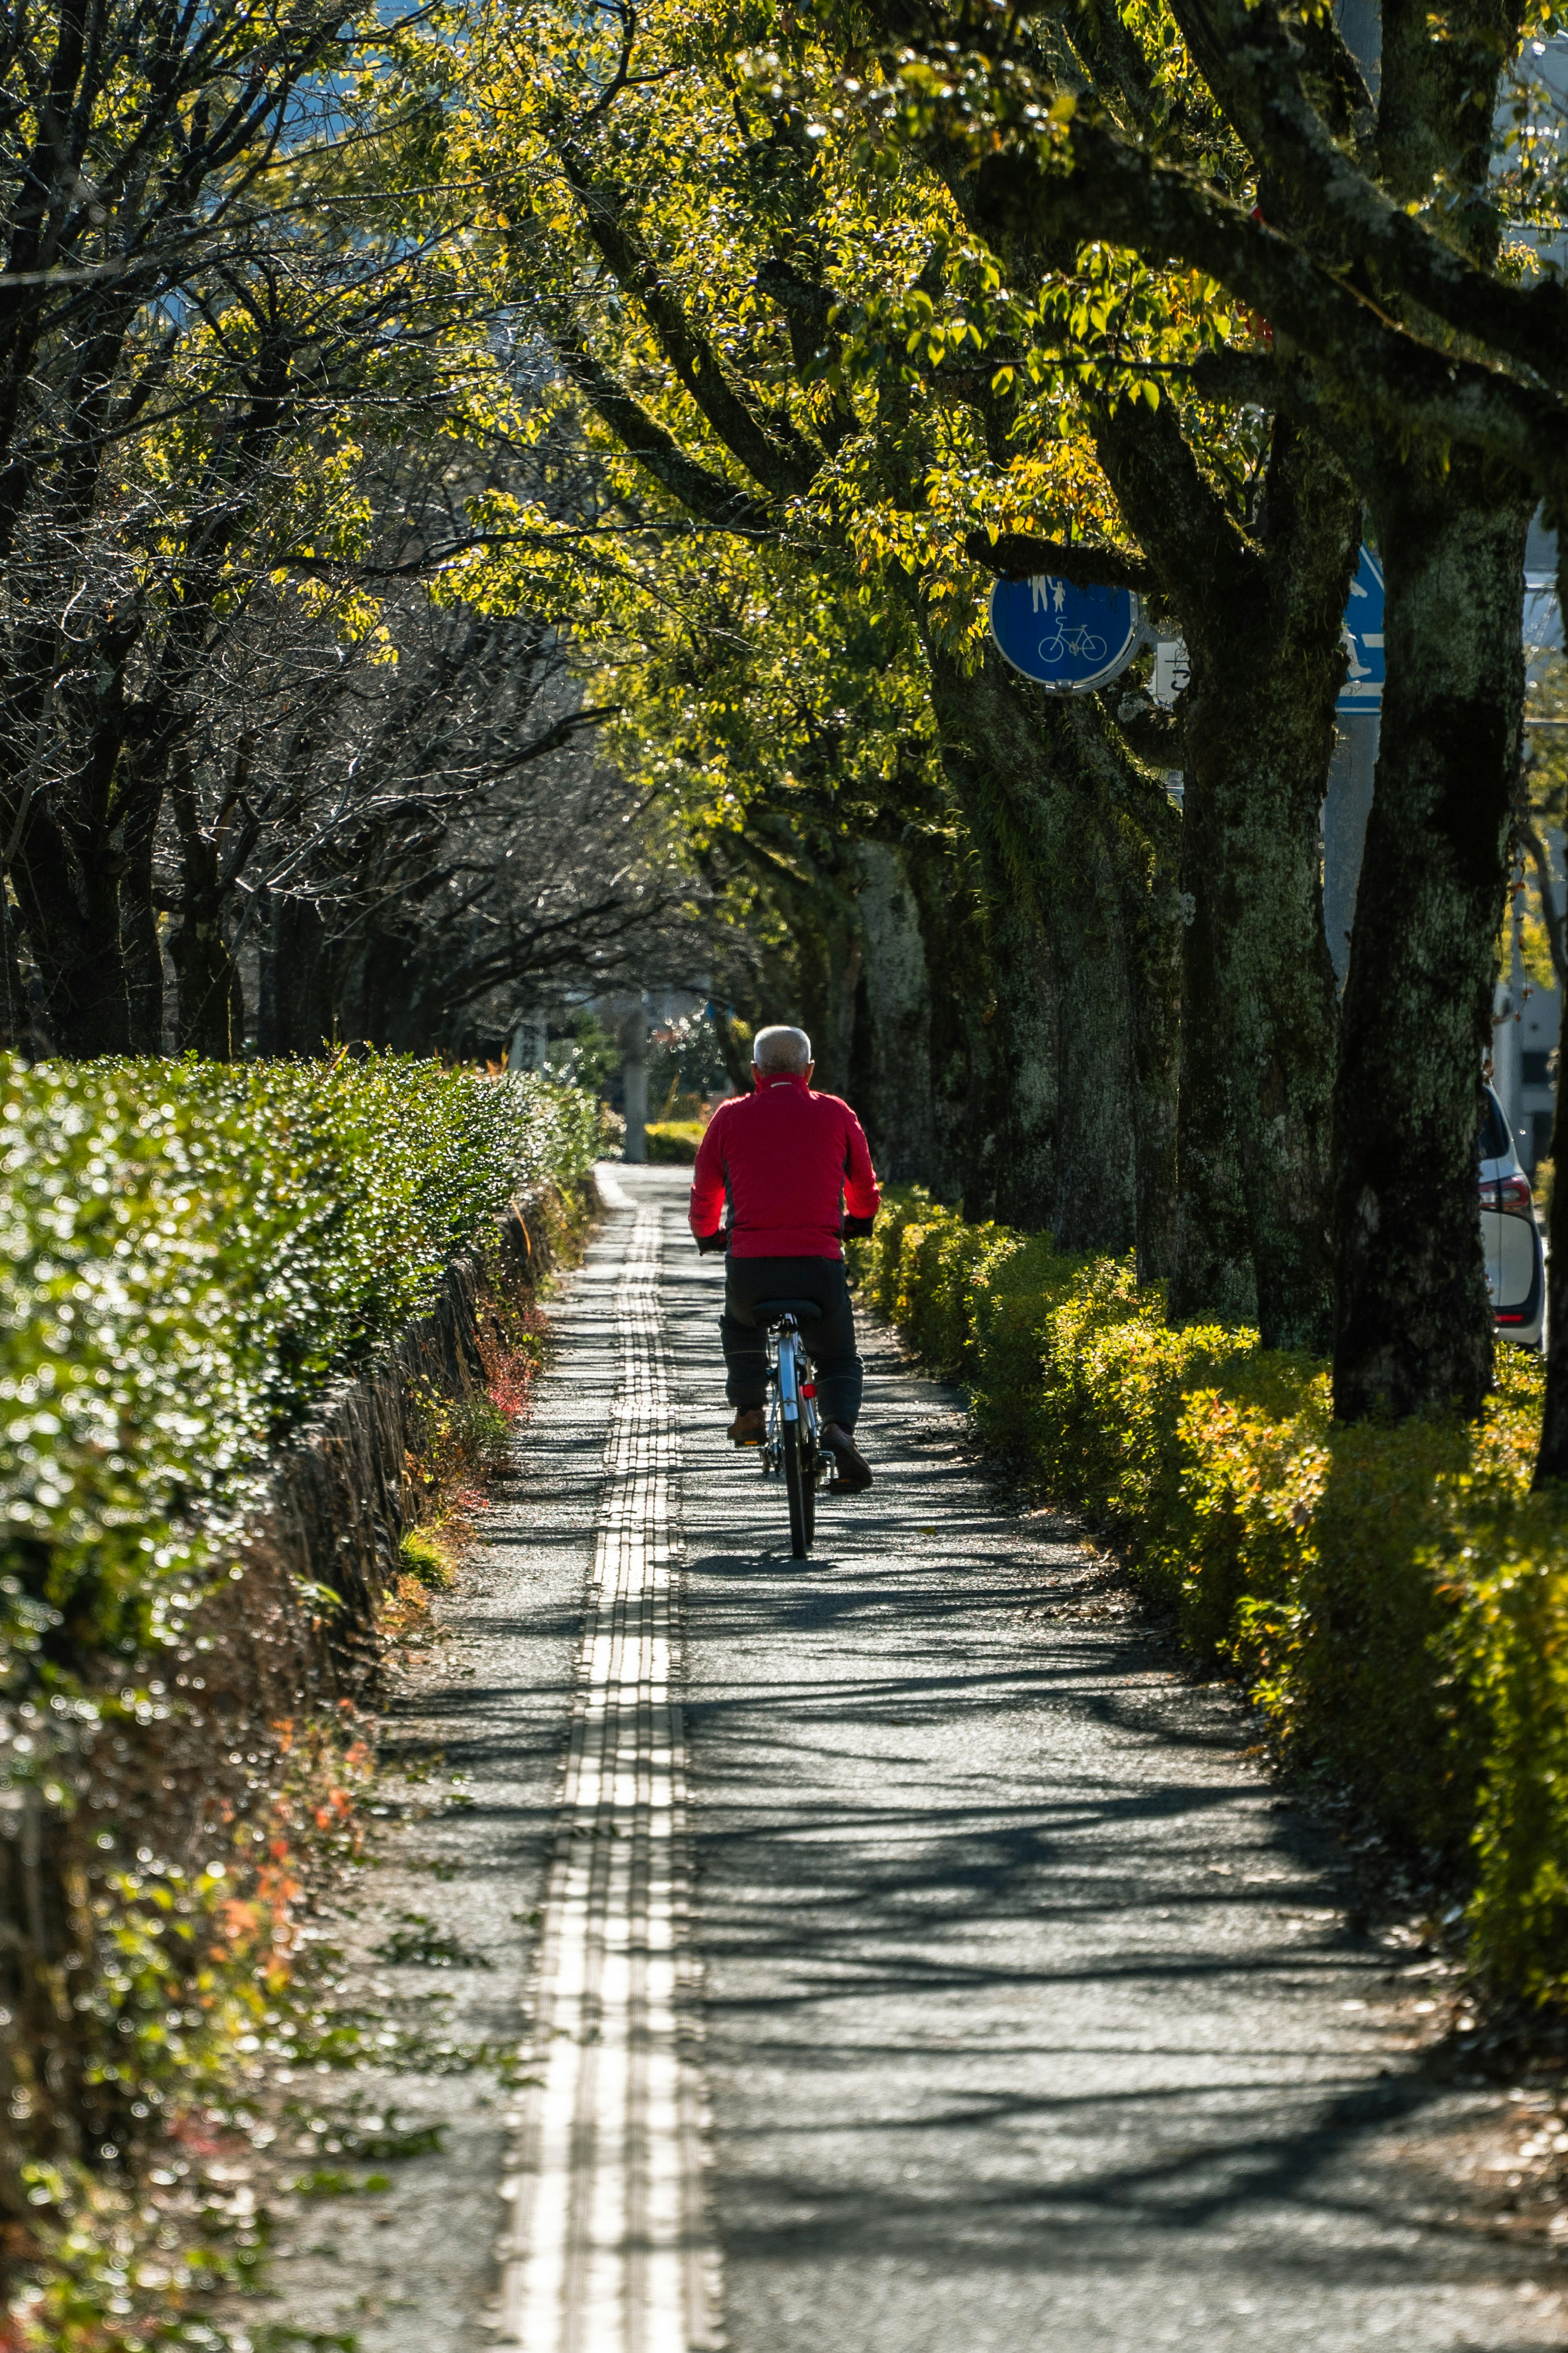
[1338,546,1385,713]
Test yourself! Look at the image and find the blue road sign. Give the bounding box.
[1338,546,1385,713]
[989,574,1141,693]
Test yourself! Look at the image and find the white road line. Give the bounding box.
[497,1200,720,2353]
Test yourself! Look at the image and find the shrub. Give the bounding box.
[397,1523,458,1591]
[858,1195,1568,2008]
[0,1053,596,1701]
[1,1054,597,2336]
[645,1118,704,1164]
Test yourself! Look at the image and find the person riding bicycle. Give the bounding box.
[689,1024,880,1494]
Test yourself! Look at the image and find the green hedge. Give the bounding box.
[1,1054,598,1700]
[853,1190,1568,2007]
[0,1056,598,2342]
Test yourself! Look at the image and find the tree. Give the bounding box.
[0,0,615,1054]
[0,0,387,1050]
[455,0,1183,1256]
[843,0,1564,1414]
[911,174,1359,1347]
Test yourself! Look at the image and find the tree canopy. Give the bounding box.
[5,0,1568,1449]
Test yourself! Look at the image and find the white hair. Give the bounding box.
[751,1024,812,1075]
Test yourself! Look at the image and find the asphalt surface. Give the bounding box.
[652,1167,1560,2353]
[258,1165,1563,2351]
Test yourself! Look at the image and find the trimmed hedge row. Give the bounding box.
[852,1190,1568,2006]
[2,1054,597,1706]
[2,1055,598,2340]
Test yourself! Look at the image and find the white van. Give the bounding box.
[1481,1082,1546,1347]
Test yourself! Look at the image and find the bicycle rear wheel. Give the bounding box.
[783,1416,813,1557]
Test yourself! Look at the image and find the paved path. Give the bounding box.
[257,1165,1561,2351]
[655,1166,1554,2353]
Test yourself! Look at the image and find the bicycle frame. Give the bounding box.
[762,1316,820,1468]
[760,1313,824,1556]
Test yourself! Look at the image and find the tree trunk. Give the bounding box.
[263,894,337,1055]
[119,783,165,1055]
[805,916,863,1099]
[765,868,857,1100]
[1191,535,1347,1354]
[0,1789,101,2214]
[170,915,243,1056]
[1533,532,1568,1482]
[926,644,1161,1256]
[1068,699,1183,1283]
[1168,816,1258,1324]
[850,838,938,1182]
[712,1002,753,1096]
[255,886,278,1054]
[169,925,242,1056]
[1036,697,1150,1259]
[8,799,132,1056]
[974,831,1066,1232]
[897,819,1007,1211]
[0,883,27,1052]
[1097,408,1355,1349]
[1332,449,1532,1421]
[925,648,1063,1232]
[621,993,648,1162]
[1533,1037,1568,1479]
[169,783,244,1059]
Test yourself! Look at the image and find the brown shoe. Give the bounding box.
[821,1422,873,1493]
[728,1406,766,1445]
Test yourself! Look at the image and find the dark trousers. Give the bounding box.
[721,1255,863,1430]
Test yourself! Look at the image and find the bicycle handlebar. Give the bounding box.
[696,1214,876,1254]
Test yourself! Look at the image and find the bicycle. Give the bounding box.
[751,1298,826,1557]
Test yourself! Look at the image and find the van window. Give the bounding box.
[1479,1091,1510,1161]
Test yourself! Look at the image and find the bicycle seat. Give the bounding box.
[752,1298,823,1325]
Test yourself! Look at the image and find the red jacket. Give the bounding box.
[689,1074,880,1260]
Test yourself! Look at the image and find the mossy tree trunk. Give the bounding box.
[850,836,940,1182]
[926,642,1176,1260]
[1533,530,1568,1483]
[898,816,1010,1212]
[1094,405,1357,1350]
[1331,449,1532,1421]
